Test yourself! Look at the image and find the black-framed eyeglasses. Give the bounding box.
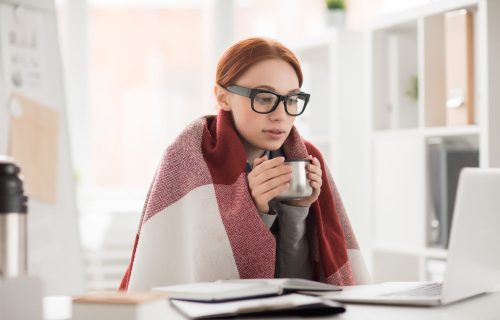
[225,85,310,116]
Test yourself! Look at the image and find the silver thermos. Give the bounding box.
[0,160,28,278]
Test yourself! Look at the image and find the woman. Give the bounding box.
[120,37,369,291]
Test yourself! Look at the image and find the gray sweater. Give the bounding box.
[248,149,313,279]
[259,201,313,279]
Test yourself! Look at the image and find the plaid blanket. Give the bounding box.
[120,110,369,291]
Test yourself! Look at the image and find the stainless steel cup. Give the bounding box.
[275,160,313,200]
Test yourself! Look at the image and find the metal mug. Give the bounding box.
[276,160,313,200]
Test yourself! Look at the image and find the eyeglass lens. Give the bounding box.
[253,92,307,115]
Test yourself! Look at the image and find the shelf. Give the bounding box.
[421,125,480,137]
[371,125,480,139]
[370,0,478,30]
[371,128,420,139]
[371,0,481,131]
[368,0,499,283]
[372,244,448,259]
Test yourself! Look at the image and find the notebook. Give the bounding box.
[153,278,341,302]
[313,168,500,306]
[169,293,345,319]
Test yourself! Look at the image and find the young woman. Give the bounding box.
[120,37,369,291]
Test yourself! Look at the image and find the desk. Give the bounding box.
[44,291,500,320]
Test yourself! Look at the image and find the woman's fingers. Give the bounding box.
[251,172,292,197]
[306,158,322,185]
[252,155,268,168]
[252,157,288,176]
[252,156,280,169]
[310,181,322,193]
[255,182,290,208]
[248,156,292,213]
[307,157,322,174]
[249,157,292,187]
[265,182,290,200]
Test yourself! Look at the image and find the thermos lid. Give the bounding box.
[0,162,28,214]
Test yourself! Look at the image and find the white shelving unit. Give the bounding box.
[367,0,500,282]
[288,30,336,163]
[287,28,371,251]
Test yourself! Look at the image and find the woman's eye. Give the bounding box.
[255,94,275,105]
[287,97,298,105]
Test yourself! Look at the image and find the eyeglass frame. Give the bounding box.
[224,85,310,116]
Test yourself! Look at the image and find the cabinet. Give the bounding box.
[368,0,500,282]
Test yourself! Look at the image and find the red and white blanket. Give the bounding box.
[120,110,369,291]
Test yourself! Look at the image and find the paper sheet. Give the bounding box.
[8,93,59,204]
[171,293,326,319]
[0,5,48,98]
[0,67,7,154]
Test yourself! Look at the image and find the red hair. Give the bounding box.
[216,37,303,88]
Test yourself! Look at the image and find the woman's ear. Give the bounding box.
[214,85,232,111]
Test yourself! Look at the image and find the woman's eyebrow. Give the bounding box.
[255,85,301,94]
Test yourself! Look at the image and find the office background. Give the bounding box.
[48,0,499,292]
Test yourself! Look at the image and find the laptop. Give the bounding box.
[319,168,500,306]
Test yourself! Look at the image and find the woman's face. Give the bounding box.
[218,59,300,160]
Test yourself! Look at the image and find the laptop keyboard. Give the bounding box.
[379,283,442,298]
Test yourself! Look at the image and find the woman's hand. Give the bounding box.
[247,156,292,213]
[283,155,323,207]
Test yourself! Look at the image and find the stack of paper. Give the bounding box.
[72,291,169,320]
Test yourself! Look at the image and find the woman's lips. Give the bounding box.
[263,129,286,140]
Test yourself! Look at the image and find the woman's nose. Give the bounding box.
[269,101,287,121]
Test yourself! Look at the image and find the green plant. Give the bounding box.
[405,75,419,102]
[326,0,345,10]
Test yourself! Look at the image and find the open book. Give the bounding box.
[153,278,341,302]
[170,293,345,319]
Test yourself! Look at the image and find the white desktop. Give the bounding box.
[42,168,500,319]
[43,290,500,320]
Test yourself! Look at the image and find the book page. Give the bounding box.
[171,293,325,319]
[153,282,279,301]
